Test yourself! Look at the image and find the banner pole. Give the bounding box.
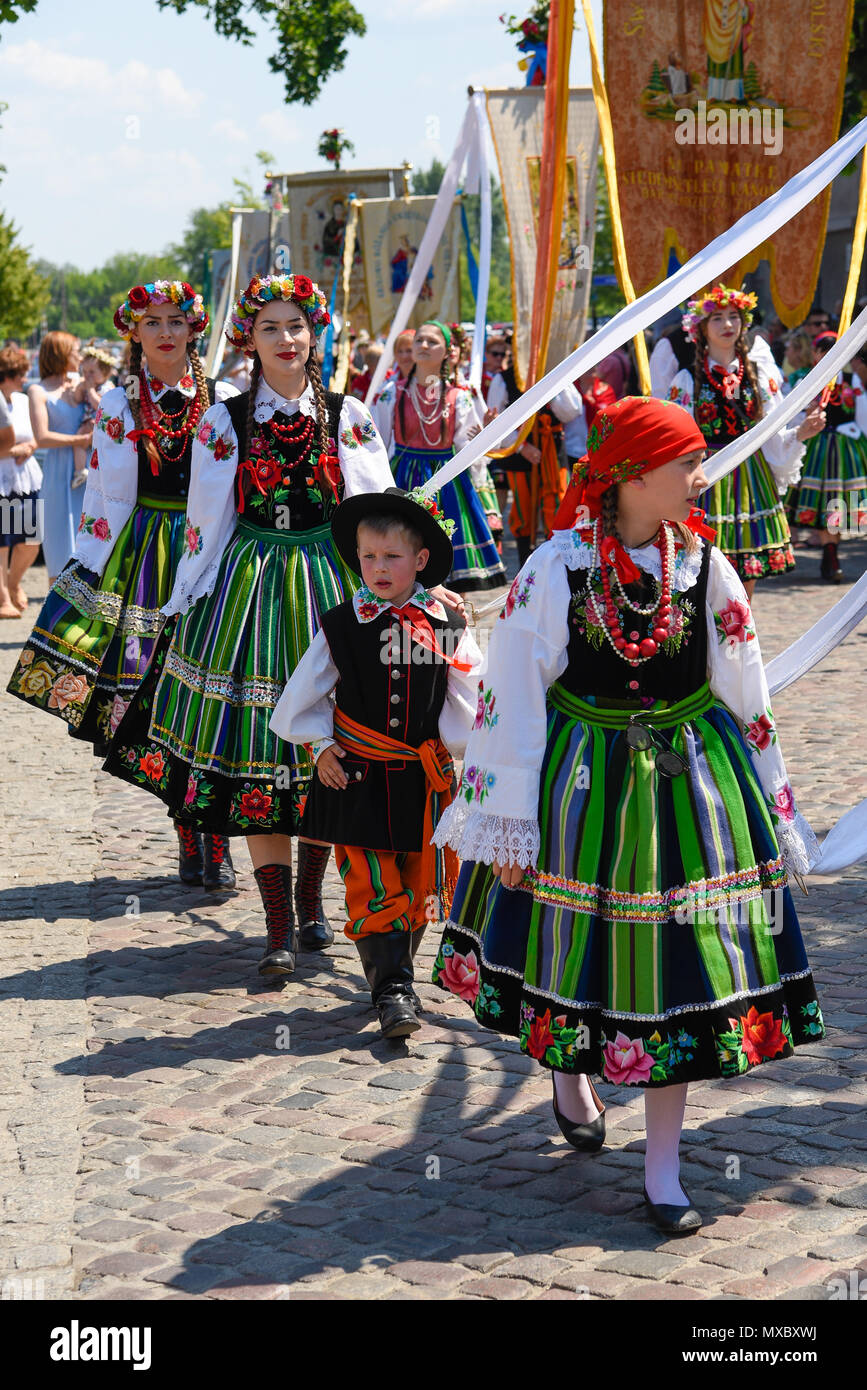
[838,146,867,337]
[579,0,651,394]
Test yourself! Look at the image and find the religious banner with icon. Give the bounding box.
[485,86,599,383]
[359,195,461,337]
[602,0,855,325]
[283,169,404,336]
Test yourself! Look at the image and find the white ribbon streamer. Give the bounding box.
[808,800,867,875]
[418,113,867,497]
[364,104,478,406]
[468,93,492,394]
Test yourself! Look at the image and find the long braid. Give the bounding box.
[188,343,210,415]
[739,325,764,419]
[439,356,450,446]
[601,484,621,546]
[244,353,262,463]
[126,340,159,473]
[398,364,415,446]
[305,350,330,457]
[692,329,704,423]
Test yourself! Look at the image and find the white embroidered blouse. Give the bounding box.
[434,530,819,878]
[270,582,484,760]
[73,363,238,576]
[162,378,393,617]
[668,354,805,492]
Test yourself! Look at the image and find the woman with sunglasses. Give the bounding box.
[431,395,824,1236]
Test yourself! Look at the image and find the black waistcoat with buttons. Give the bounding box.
[300,597,466,852]
[558,539,711,703]
[136,379,217,499]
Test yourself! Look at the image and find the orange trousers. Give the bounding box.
[335,845,437,939]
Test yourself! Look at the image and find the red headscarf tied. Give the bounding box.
[553,396,710,582]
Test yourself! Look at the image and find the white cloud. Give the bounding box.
[211,118,248,144]
[0,41,203,116]
[257,110,302,148]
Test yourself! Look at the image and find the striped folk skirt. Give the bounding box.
[433,682,824,1088]
[103,516,359,836]
[392,445,505,591]
[7,496,185,749]
[786,428,867,537]
[698,449,794,581]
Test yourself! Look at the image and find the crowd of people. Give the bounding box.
[4,265,862,1236]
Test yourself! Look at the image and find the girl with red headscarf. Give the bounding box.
[432,395,824,1235]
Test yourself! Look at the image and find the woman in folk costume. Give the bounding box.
[7,281,239,889]
[668,286,824,598]
[103,273,431,974]
[786,330,867,583]
[370,321,506,592]
[432,396,824,1234]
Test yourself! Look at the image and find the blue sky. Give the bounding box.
[0,0,603,270]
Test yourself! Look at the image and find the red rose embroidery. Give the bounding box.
[737,1007,787,1065]
[239,788,272,820]
[213,437,233,462]
[746,712,774,751]
[139,750,165,782]
[525,1008,556,1060]
[92,518,110,541]
[714,598,754,643]
[106,417,124,442]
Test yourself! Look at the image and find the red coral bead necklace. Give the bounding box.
[592,517,675,666]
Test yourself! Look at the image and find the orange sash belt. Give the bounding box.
[333,706,459,916]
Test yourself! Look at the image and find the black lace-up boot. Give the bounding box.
[294,841,334,950]
[254,863,298,977]
[202,834,236,890]
[176,822,203,885]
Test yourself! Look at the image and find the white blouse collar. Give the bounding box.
[254,378,315,423]
[352,581,447,623]
[553,527,704,593]
[145,360,196,401]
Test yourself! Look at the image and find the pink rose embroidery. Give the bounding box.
[601,1031,654,1085]
[92,517,110,541]
[440,949,480,1003]
[772,784,795,823]
[108,694,129,735]
[746,712,774,752]
[714,597,755,645]
[47,671,89,711]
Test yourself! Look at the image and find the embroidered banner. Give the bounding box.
[358,195,461,337]
[485,87,599,385]
[284,169,402,336]
[602,0,855,325]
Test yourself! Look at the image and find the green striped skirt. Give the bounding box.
[698,448,794,581]
[103,516,359,835]
[433,682,824,1086]
[786,427,867,536]
[7,495,185,748]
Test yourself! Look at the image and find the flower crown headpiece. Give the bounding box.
[682,285,757,344]
[113,281,208,340]
[81,346,117,371]
[407,487,456,538]
[226,273,331,352]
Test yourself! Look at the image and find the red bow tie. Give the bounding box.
[389,603,471,672]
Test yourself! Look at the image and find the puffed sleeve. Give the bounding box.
[548,383,584,423]
[215,380,241,403]
[162,401,239,617]
[753,363,805,491]
[666,368,694,411]
[337,396,394,495]
[269,628,339,761]
[433,538,570,867]
[73,386,138,576]
[369,380,396,458]
[438,623,486,758]
[706,546,818,875]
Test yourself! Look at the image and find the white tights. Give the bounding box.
[644,1082,689,1205]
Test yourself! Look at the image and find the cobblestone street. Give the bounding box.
[2,541,866,1303]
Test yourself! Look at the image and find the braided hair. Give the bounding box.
[187,343,212,419]
[305,349,331,458]
[125,340,158,473]
[243,352,263,462]
[693,315,764,422]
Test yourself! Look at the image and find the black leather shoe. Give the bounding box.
[202,834,236,890]
[377,985,421,1039]
[176,823,203,885]
[643,1184,703,1235]
[294,842,334,951]
[254,863,297,977]
[551,1073,606,1152]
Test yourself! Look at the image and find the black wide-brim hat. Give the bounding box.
[331,487,454,589]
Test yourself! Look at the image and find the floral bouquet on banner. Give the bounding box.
[500,3,551,85]
[317,129,355,170]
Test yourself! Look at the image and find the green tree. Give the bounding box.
[841,0,867,134]
[156,0,366,105]
[0,213,49,339]
[744,61,762,103]
[591,155,626,321]
[0,1,37,22]
[647,60,666,95]
[36,252,180,339]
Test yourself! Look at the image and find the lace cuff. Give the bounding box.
[778,811,821,877]
[434,798,539,867]
[163,557,222,617]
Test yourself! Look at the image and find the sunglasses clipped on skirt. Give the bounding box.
[625,713,689,778]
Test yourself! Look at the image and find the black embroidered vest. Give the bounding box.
[225,389,344,531]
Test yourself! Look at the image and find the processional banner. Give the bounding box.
[284,169,403,335]
[359,196,461,337]
[485,87,599,383]
[602,0,855,325]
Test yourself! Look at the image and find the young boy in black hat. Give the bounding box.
[271,487,483,1038]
